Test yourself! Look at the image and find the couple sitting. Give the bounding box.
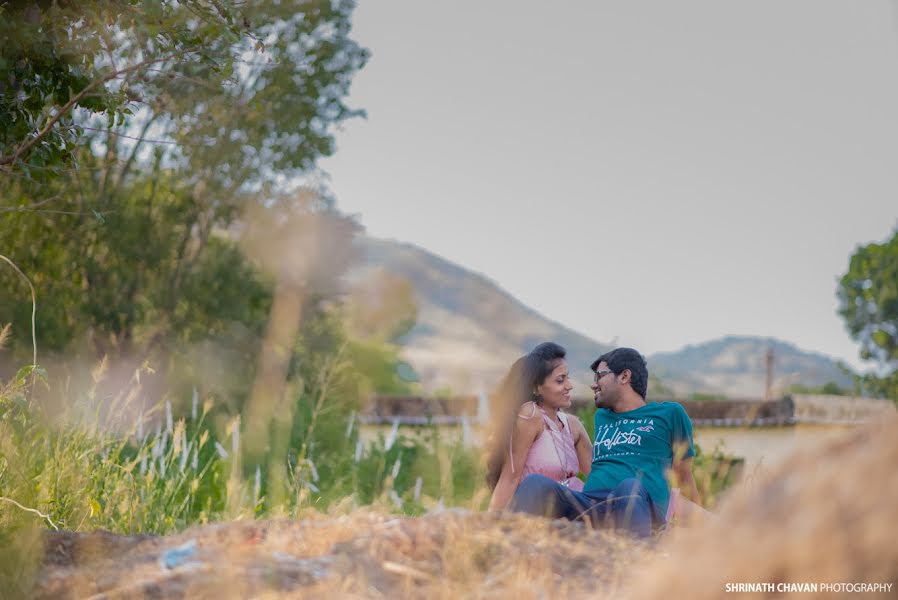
[486,343,702,537]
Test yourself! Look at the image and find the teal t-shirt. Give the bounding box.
[584,401,694,520]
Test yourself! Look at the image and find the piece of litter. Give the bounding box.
[159,539,201,571]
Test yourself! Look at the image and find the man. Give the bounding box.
[508,347,699,537]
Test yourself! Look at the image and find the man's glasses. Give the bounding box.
[593,369,614,383]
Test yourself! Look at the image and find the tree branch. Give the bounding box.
[115,114,162,190]
[0,49,199,167]
[0,194,64,213]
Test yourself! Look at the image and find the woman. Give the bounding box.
[486,342,593,511]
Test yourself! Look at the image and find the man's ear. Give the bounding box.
[619,369,631,385]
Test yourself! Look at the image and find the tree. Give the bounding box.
[0,2,387,469]
[0,0,434,518]
[1,1,368,362]
[1,1,367,182]
[1,0,243,178]
[837,227,898,400]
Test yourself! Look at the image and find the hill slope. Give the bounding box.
[350,237,609,391]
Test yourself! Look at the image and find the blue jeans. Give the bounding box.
[507,474,660,538]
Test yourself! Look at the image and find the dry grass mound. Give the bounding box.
[36,510,647,599]
[634,417,898,598]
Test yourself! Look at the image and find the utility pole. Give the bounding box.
[765,346,775,401]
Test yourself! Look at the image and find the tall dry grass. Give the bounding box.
[631,416,898,598]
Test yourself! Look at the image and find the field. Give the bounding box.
[4,391,896,597]
[3,360,896,597]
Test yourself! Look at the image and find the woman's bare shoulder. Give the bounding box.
[515,402,543,436]
[517,401,539,419]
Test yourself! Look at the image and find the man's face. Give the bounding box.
[590,361,618,409]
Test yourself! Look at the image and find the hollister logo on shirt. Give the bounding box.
[596,427,642,450]
[593,419,656,457]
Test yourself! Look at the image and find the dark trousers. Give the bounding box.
[507,474,659,538]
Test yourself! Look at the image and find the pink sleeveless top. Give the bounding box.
[518,407,584,491]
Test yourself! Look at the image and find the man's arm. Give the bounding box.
[670,403,700,505]
[671,456,700,506]
[670,455,719,524]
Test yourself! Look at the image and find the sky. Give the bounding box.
[320,0,898,371]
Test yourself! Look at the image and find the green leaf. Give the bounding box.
[14,365,35,383]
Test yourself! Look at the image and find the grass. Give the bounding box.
[0,353,738,597]
[0,359,485,596]
[20,412,898,598]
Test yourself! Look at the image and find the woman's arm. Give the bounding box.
[488,407,542,511]
[571,416,593,477]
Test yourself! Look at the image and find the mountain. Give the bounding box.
[349,237,609,392]
[649,336,853,398]
[349,237,853,398]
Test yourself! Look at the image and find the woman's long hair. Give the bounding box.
[484,342,567,490]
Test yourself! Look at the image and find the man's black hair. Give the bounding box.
[591,347,648,399]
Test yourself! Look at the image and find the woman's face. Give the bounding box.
[536,359,573,409]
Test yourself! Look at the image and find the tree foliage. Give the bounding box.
[837,227,898,400]
[1,0,368,356]
[1,1,367,183]
[0,1,419,413]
